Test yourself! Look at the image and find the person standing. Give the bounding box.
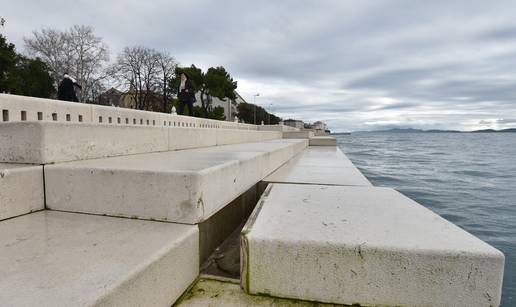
[57,73,82,102]
[177,72,195,116]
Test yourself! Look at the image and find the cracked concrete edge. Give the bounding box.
[240,183,274,293]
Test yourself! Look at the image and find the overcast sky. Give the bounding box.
[2,1,516,131]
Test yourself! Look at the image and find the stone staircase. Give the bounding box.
[0,94,505,306]
[0,94,307,306]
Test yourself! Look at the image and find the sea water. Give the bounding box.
[336,132,516,306]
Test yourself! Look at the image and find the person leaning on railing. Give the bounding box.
[57,73,82,102]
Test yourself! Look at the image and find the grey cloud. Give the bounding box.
[3,0,516,131]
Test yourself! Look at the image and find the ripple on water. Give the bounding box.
[337,132,516,307]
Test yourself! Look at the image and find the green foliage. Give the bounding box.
[208,106,226,120]
[170,65,203,95]
[9,57,55,98]
[237,102,281,125]
[204,66,237,101]
[0,34,17,92]
[0,34,55,97]
[169,65,237,118]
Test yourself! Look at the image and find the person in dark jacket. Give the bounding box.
[57,73,82,102]
[177,72,195,116]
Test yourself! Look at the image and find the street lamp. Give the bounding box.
[253,93,260,124]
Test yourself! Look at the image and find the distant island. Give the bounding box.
[354,128,516,133]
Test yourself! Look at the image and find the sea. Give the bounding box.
[336,132,516,307]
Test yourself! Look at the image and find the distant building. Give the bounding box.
[312,121,327,131]
[194,91,246,121]
[283,119,305,129]
[96,88,123,106]
[97,88,164,111]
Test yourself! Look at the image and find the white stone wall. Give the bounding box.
[0,94,256,130]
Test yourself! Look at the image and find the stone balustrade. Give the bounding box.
[0,94,258,130]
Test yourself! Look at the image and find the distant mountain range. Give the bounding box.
[357,128,516,133]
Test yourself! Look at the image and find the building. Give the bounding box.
[283,119,305,129]
[312,121,327,131]
[194,91,246,121]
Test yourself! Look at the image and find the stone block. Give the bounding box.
[0,163,44,220]
[283,131,314,139]
[0,122,168,164]
[264,147,371,186]
[241,184,505,307]
[45,140,307,224]
[309,136,336,146]
[169,127,217,150]
[0,211,198,306]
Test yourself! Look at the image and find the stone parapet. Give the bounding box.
[0,93,257,130]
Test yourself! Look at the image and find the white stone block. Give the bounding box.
[169,127,217,150]
[283,131,314,139]
[0,163,44,220]
[0,122,168,164]
[264,147,371,186]
[0,211,198,307]
[309,136,336,146]
[45,140,306,224]
[241,184,505,307]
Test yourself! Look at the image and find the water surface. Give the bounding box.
[336,132,516,306]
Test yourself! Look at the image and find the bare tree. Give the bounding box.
[109,46,176,111]
[24,25,109,102]
[155,51,177,112]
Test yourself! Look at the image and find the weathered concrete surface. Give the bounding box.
[0,122,283,164]
[0,211,198,307]
[45,140,307,224]
[258,124,299,132]
[0,93,92,122]
[263,147,371,186]
[216,129,281,146]
[0,122,169,164]
[0,93,258,131]
[309,136,336,146]
[176,279,342,306]
[169,127,217,150]
[0,163,44,220]
[242,184,505,307]
[283,130,314,139]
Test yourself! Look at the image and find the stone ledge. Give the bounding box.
[0,122,283,164]
[283,130,314,139]
[0,211,199,306]
[45,139,307,224]
[263,147,371,186]
[0,163,44,220]
[309,136,336,146]
[241,184,504,307]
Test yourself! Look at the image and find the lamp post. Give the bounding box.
[253,93,260,124]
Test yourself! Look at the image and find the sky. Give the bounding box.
[2,0,516,132]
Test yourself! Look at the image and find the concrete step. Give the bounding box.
[241,184,504,307]
[0,121,281,164]
[283,130,314,139]
[263,147,371,186]
[45,139,307,224]
[0,163,44,220]
[0,211,198,307]
[308,136,336,146]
